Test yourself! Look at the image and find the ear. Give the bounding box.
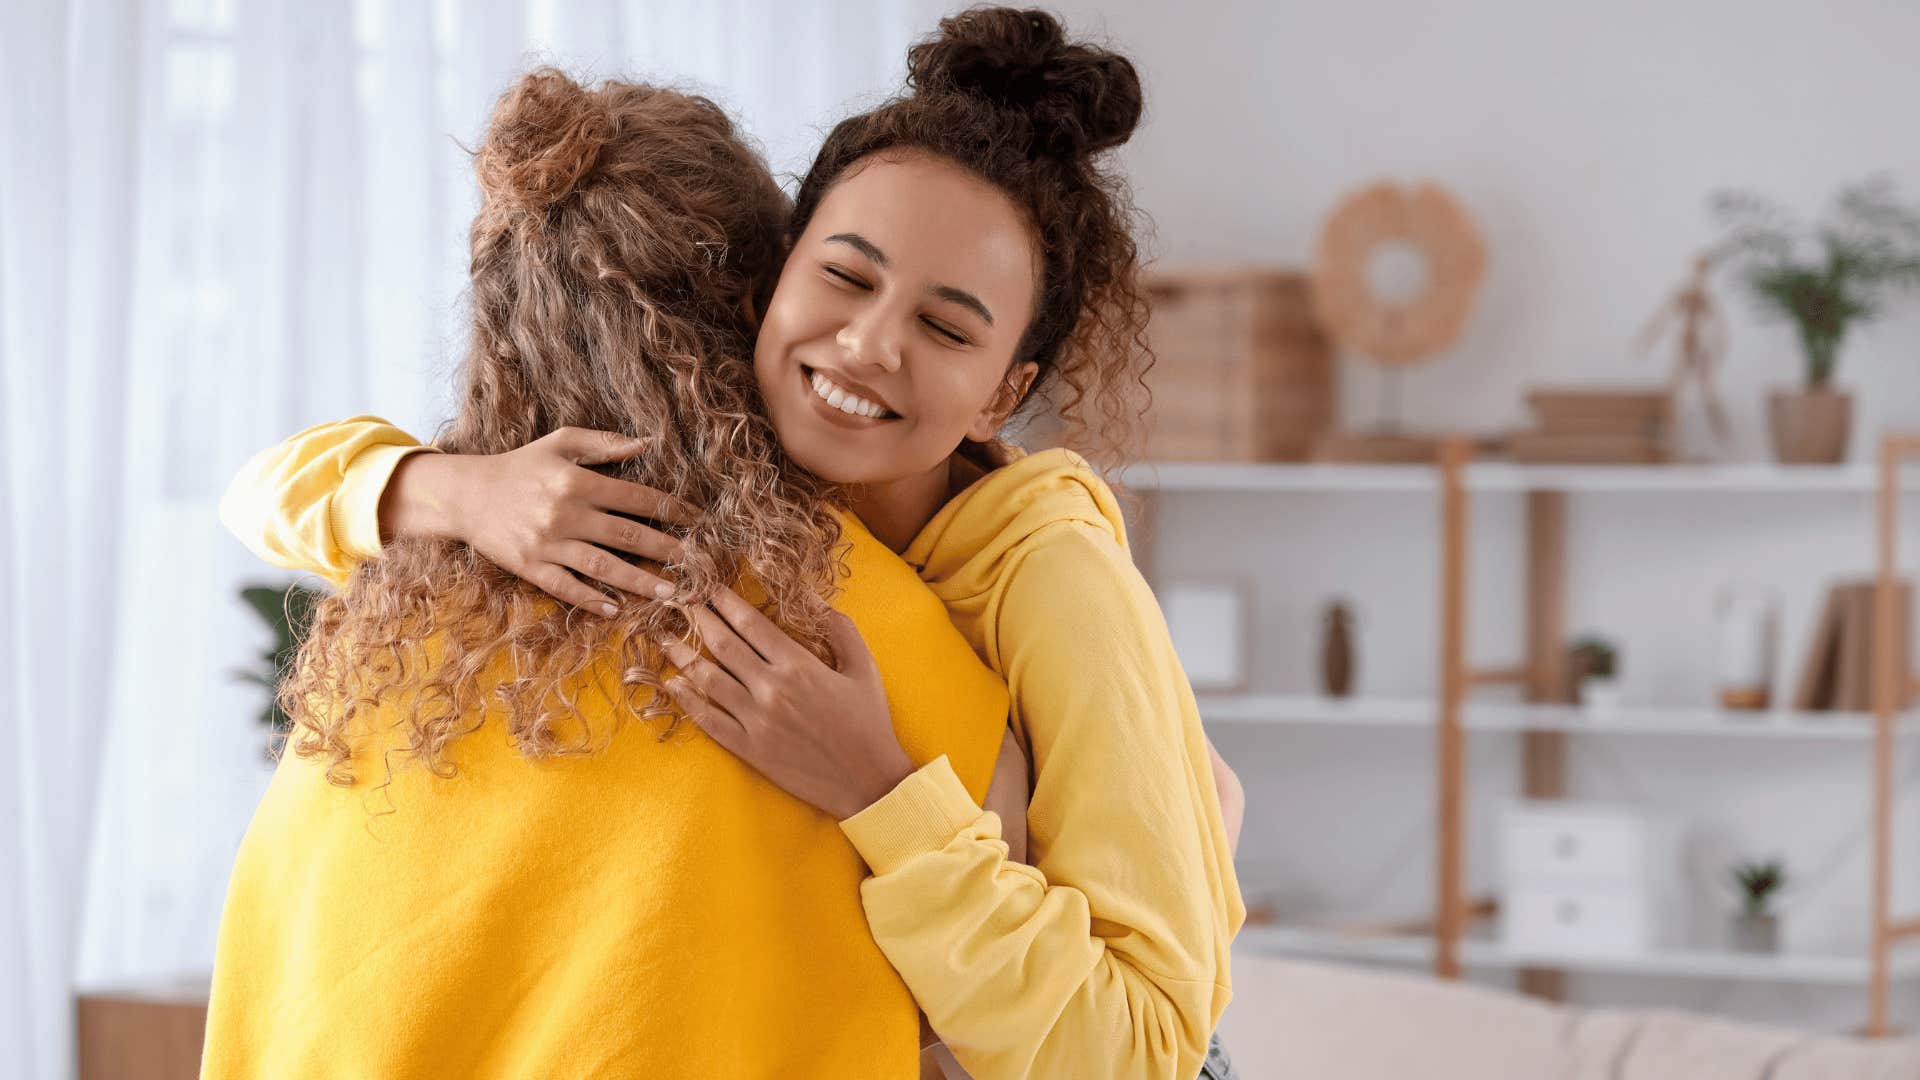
[966,361,1040,442]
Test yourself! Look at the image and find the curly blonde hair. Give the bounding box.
[281,69,843,784]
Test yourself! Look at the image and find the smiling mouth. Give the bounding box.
[801,365,901,421]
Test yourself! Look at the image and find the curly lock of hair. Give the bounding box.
[280,70,843,787]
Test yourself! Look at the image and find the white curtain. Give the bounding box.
[1,2,914,1077]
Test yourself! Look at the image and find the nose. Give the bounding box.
[835,304,903,374]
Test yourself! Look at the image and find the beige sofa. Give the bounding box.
[1216,955,1920,1079]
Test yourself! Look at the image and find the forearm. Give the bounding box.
[843,759,1219,1080]
[378,450,468,546]
[1206,737,1244,858]
[217,416,433,584]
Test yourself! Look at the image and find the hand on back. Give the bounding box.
[385,426,696,615]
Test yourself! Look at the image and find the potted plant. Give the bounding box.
[1710,177,1920,464]
[1728,857,1786,953]
[1568,635,1622,711]
[232,581,326,759]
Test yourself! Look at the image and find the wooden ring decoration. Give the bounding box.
[1311,181,1487,366]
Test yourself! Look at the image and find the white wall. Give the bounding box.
[909,0,1920,1034]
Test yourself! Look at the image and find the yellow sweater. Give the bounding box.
[203,424,1010,1078]
[217,421,1243,1080]
[867,447,1245,1079]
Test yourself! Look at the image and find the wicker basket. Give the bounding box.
[1141,267,1336,462]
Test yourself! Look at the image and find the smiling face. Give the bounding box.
[753,151,1040,489]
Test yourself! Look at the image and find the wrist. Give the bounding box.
[846,747,917,820]
[380,451,469,545]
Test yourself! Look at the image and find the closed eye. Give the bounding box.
[824,265,870,290]
[923,318,969,345]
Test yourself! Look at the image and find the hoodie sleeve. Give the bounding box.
[839,521,1244,1080]
[219,416,436,587]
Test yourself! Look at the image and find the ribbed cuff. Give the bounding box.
[839,756,980,875]
[333,443,439,559]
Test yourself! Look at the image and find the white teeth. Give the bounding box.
[808,369,890,419]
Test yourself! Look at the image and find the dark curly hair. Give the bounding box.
[281,69,843,783]
[789,6,1153,466]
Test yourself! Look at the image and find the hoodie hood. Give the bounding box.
[904,447,1128,607]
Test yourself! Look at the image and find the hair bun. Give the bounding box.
[906,7,1142,159]
[475,68,614,214]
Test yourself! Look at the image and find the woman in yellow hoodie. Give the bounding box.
[225,10,1245,1079]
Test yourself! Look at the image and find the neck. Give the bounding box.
[848,453,985,554]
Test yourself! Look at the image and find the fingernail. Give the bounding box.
[599,602,618,618]
[653,582,673,599]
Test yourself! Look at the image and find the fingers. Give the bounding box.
[579,510,686,564]
[579,470,698,527]
[664,676,749,752]
[547,426,652,467]
[542,427,697,525]
[823,610,878,678]
[703,585,805,667]
[684,602,776,696]
[552,540,672,600]
[526,562,622,618]
[656,631,756,719]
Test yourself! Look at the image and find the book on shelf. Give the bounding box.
[1508,431,1670,464]
[1512,386,1675,464]
[1791,580,1914,711]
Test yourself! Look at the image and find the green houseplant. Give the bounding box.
[1710,178,1920,463]
[1728,857,1787,953]
[232,581,326,759]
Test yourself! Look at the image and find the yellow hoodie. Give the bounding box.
[217,422,1242,1080]
[841,446,1244,1079]
[203,420,1011,1078]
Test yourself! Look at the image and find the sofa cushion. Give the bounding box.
[1219,954,1575,1079]
[1772,1034,1920,1080]
[1220,952,1920,1079]
[1606,1010,1807,1079]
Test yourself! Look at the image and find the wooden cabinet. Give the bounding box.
[77,979,208,1080]
[1141,267,1336,462]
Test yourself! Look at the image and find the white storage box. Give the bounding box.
[1501,802,1650,957]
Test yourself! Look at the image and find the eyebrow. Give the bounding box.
[825,232,996,328]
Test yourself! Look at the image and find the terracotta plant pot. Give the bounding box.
[1767,387,1852,464]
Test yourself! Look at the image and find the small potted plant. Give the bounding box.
[1710,178,1920,464]
[232,581,326,760]
[1729,857,1786,953]
[1568,635,1622,711]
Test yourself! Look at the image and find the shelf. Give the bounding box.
[1236,924,1920,985]
[1198,694,1917,740]
[1119,462,1435,492]
[1119,461,1919,495]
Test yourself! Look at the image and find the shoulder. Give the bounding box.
[997,520,1164,659]
[1007,518,1134,586]
[833,511,982,648]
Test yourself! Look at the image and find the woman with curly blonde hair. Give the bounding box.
[278,69,849,781]
[203,69,1015,1079]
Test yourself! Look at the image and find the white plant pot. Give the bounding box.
[1580,677,1623,713]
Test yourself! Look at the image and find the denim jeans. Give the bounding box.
[1197,1033,1237,1080]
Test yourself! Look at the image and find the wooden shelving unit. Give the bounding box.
[1137,437,1920,1034]
[1199,693,1918,740]
[1121,460,1920,495]
[1235,925,1920,986]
